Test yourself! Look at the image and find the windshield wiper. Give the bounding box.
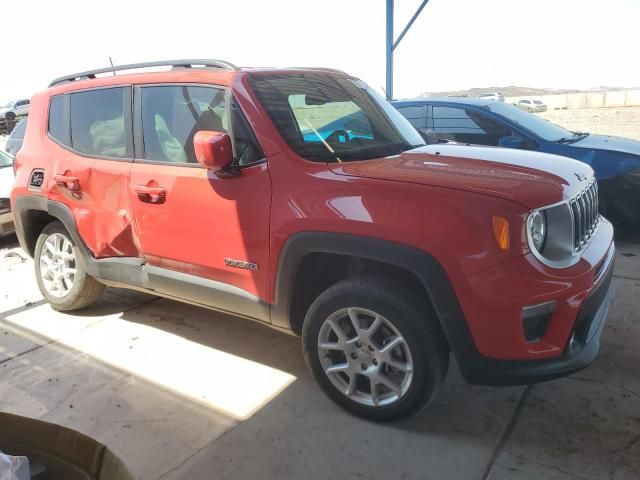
[556,132,589,144]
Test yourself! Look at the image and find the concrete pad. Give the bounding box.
[0,340,236,480]
[0,248,155,363]
[161,372,523,480]
[0,290,523,480]
[489,275,640,480]
[614,239,640,281]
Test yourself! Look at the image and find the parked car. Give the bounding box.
[478,92,504,102]
[5,119,26,156]
[0,99,30,121]
[515,98,547,112]
[0,150,16,237]
[392,98,640,226]
[12,60,614,421]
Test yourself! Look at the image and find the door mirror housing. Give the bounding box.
[194,131,237,177]
[498,135,525,149]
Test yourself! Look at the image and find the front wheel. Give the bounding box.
[34,222,104,311]
[302,276,449,421]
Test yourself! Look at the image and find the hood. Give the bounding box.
[0,166,14,198]
[328,144,594,209]
[571,134,640,156]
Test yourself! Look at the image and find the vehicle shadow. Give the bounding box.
[113,296,523,428]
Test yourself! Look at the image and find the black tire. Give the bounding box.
[527,107,533,113]
[5,112,15,121]
[34,222,104,311]
[302,276,449,421]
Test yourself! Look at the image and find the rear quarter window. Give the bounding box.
[70,87,130,158]
[48,95,67,144]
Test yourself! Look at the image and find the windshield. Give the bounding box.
[487,102,573,142]
[0,150,13,167]
[248,74,424,162]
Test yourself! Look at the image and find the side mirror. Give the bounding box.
[499,135,525,149]
[194,130,237,177]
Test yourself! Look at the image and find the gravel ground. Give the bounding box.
[539,106,640,140]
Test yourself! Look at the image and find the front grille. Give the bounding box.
[570,179,599,251]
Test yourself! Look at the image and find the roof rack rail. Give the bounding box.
[287,67,347,74]
[49,59,238,87]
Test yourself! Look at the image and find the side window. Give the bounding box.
[396,106,427,130]
[140,86,227,163]
[432,106,511,146]
[48,95,68,145]
[70,88,129,158]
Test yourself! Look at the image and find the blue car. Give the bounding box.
[392,98,640,227]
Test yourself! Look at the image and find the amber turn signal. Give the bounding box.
[492,216,510,250]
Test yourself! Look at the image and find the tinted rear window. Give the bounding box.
[70,87,129,158]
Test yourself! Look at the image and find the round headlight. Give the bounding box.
[528,210,546,252]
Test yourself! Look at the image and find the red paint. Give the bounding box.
[193,131,233,169]
[12,68,614,364]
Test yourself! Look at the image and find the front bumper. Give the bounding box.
[459,254,614,385]
[448,218,615,386]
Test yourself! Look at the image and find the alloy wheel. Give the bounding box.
[39,233,76,297]
[317,307,414,407]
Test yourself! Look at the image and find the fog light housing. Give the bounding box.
[522,301,556,342]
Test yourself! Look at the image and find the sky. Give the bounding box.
[2,0,639,103]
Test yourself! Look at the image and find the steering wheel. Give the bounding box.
[325,129,351,145]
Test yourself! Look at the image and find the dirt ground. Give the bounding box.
[539,106,640,141]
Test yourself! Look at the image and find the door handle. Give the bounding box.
[135,185,167,204]
[54,174,81,191]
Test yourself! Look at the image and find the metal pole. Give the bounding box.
[386,0,394,100]
[393,0,430,50]
[385,0,430,101]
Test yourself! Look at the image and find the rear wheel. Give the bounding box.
[34,222,104,311]
[302,276,449,421]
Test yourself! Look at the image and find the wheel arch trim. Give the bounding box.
[270,232,478,363]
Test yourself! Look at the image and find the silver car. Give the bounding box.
[0,150,15,237]
[5,119,26,156]
[478,92,505,102]
[0,99,30,121]
[516,98,547,113]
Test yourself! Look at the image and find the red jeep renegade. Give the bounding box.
[11,60,615,420]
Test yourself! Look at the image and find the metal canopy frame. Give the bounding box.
[386,0,430,100]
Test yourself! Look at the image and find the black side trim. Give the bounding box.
[271,232,476,356]
[146,266,269,322]
[11,196,269,323]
